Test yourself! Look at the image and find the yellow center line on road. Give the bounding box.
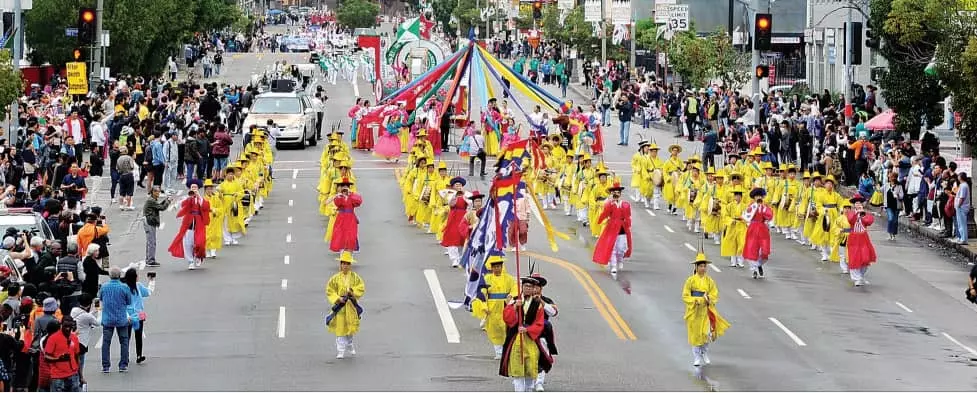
[525,251,637,341]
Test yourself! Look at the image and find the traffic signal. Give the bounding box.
[72,48,83,61]
[755,65,769,79]
[865,27,880,49]
[78,8,96,46]
[533,1,542,20]
[754,13,772,51]
[848,21,863,65]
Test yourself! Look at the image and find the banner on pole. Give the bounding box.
[584,0,601,22]
[654,0,676,23]
[611,0,631,25]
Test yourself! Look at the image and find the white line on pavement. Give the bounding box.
[277,307,287,338]
[292,169,299,179]
[423,269,461,344]
[894,301,913,313]
[768,317,807,346]
[645,209,656,217]
[709,264,721,273]
[281,279,288,290]
[287,216,293,224]
[286,234,292,243]
[737,289,752,299]
[943,333,977,357]
[291,183,297,189]
[684,243,696,252]
[288,199,294,207]
[284,255,290,265]
[663,225,675,233]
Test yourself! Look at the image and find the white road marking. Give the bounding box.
[768,317,807,346]
[684,243,696,252]
[291,183,297,189]
[709,264,721,273]
[943,333,977,357]
[286,234,292,243]
[894,301,913,313]
[663,225,675,233]
[277,307,287,338]
[159,222,166,230]
[281,279,288,290]
[645,209,656,217]
[292,169,299,179]
[287,216,293,224]
[288,199,294,207]
[95,335,102,348]
[423,269,461,344]
[284,255,290,265]
[737,289,752,299]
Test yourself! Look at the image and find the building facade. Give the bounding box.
[804,0,881,96]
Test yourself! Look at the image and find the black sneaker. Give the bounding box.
[137,356,146,364]
[146,261,161,267]
[758,265,764,277]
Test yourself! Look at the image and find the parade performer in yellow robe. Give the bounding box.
[814,175,845,261]
[326,251,366,359]
[663,144,684,214]
[559,154,577,216]
[683,163,705,232]
[630,143,649,201]
[775,165,800,238]
[589,166,613,238]
[572,154,595,225]
[203,179,224,258]
[720,186,748,267]
[427,162,451,237]
[683,250,730,367]
[699,170,725,244]
[802,173,823,245]
[412,129,436,160]
[403,155,428,223]
[218,165,247,244]
[470,255,519,360]
[639,142,665,210]
[534,143,561,209]
[412,161,438,228]
[830,199,853,269]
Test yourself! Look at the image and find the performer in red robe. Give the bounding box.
[846,195,877,286]
[498,277,552,392]
[592,181,633,279]
[329,177,363,253]
[169,179,210,270]
[440,177,468,267]
[743,188,774,279]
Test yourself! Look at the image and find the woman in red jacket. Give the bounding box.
[846,195,877,286]
[743,188,774,279]
[439,177,468,267]
[592,181,633,280]
[329,177,363,253]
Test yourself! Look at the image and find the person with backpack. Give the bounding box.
[684,91,699,142]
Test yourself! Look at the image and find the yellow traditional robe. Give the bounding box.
[205,192,224,251]
[470,272,519,345]
[775,179,800,228]
[811,190,844,247]
[663,157,684,204]
[720,200,747,257]
[682,273,731,347]
[218,178,246,234]
[326,271,366,337]
[829,210,852,263]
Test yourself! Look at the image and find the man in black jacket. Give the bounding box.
[198,89,221,124]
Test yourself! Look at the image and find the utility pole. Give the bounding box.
[628,7,635,71]
[600,0,606,62]
[750,0,759,98]
[727,0,733,38]
[92,0,104,91]
[11,0,21,146]
[843,6,852,124]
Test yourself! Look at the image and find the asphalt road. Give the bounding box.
[79,29,977,391]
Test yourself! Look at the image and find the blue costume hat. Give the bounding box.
[450,176,467,187]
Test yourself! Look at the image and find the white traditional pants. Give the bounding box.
[222,217,242,242]
[336,335,354,351]
[512,377,535,392]
[182,229,196,264]
[609,234,628,270]
[838,246,848,273]
[446,246,461,266]
[849,266,868,282]
[576,207,588,222]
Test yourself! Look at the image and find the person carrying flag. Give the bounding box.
[499,275,552,392]
[326,251,365,359]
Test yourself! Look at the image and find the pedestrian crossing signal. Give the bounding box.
[755,65,769,78]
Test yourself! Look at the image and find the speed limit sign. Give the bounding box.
[667,4,689,31]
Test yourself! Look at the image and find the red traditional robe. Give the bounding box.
[845,211,877,269]
[168,196,211,259]
[440,195,469,247]
[498,298,552,378]
[592,200,633,265]
[329,193,363,252]
[743,202,774,261]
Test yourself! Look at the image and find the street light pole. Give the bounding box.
[10,0,21,146]
[843,6,852,124]
[750,0,759,98]
[600,0,606,62]
[92,0,105,91]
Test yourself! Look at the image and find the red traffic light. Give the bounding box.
[755,65,769,78]
[533,1,541,9]
[81,10,94,23]
[757,16,769,30]
[73,48,82,60]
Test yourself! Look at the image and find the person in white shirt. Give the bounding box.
[163,132,180,194]
[90,114,107,176]
[71,294,101,390]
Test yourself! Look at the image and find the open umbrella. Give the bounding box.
[864,109,896,131]
[267,9,284,15]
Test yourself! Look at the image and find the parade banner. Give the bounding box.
[357,34,382,100]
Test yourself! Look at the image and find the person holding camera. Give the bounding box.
[143,186,171,267]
